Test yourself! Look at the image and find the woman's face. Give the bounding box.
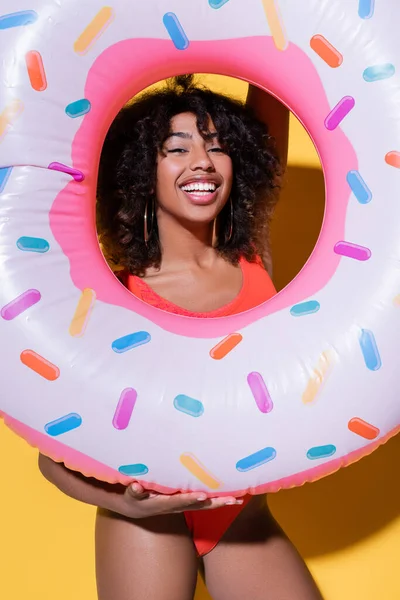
[155,112,233,227]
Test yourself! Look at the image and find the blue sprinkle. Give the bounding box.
[45,413,82,437]
[209,0,230,8]
[236,447,276,472]
[363,64,395,82]
[346,170,372,204]
[112,331,151,353]
[163,12,189,50]
[358,0,375,19]
[174,395,204,417]
[0,10,38,29]
[65,99,91,118]
[290,300,320,317]
[16,236,50,253]
[307,444,336,460]
[118,463,149,476]
[359,329,382,371]
[0,167,12,193]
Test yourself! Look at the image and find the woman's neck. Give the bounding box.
[155,209,217,271]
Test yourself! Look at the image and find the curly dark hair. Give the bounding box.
[97,75,281,276]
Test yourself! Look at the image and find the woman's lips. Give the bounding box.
[179,187,219,205]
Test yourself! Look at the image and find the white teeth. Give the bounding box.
[181,182,217,192]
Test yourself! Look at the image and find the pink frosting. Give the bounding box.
[49,36,357,338]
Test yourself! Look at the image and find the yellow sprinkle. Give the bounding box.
[74,7,115,55]
[393,295,400,306]
[0,99,24,140]
[180,453,221,490]
[69,288,96,337]
[302,350,334,405]
[262,0,288,51]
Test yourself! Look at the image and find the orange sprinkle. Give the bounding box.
[385,151,400,169]
[210,333,243,360]
[310,35,343,68]
[25,50,47,91]
[69,288,96,337]
[0,99,24,140]
[180,453,221,489]
[393,295,400,306]
[20,349,60,381]
[348,417,380,440]
[74,7,114,55]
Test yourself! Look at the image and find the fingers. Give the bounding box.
[158,492,243,514]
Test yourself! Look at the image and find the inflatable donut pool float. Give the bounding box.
[0,0,399,495]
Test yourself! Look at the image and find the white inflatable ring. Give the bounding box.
[1,1,399,496]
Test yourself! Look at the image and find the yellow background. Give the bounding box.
[1,75,398,600]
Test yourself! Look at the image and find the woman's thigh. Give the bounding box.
[95,508,199,600]
[203,496,323,600]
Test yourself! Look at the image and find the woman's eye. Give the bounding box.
[168,148,187,154]
[209,147,224,153]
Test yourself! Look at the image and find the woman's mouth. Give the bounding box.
[179,181,220,205]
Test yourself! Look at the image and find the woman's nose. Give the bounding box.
[189,145,214,171]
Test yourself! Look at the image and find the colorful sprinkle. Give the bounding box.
[16,236,49,253]
[65,99,91,118]
[112,331,151,353]
[310,35,343,68]
[73,7,115,55]
[0,10,38,29]
[0,167,12,193]
[163,12,189,50]
[45,413,82,437]
[48,162,85,182]
[394,295,400,306]
[236,447,277,472]
[348,417,380,440]
[1,289,41,321]
[346,170,372,204]
[209,0,230,7]
[334,241,371,261]
[359,329,381,371]
[247,372,273,413]
[324,96,355,130]
[363,64,395,82]
[307,445,336,460]
[118,463,149,477]
[262,0,288,51]
[180,453,221,489]
[20,349,60,381]
[113,388,137,430]
[174,395,204,417]
[0,99,24,140]
[69,288,96,337]
[210,333,243,360]
[25,50,47,91]
[385,151,400,169]
[290,300,320,317]
[358,0,375,19]
[302,350,334,404]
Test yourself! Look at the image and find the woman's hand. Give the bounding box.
[38,453,242,520]
[120,482,243,519]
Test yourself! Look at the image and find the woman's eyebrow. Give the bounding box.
[165,132,218,141]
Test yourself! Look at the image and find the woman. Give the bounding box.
[39,76,323,600]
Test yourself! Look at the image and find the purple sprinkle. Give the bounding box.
[247,372,274,413]
[324,96,355,130]
[334,241,371,261]
[48,161,85,182]
[1,289,41,320]
[112,388,137,430]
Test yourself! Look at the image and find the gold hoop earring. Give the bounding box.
[225,197,233,244]
[212,217,218,248]
[144,198,154,245]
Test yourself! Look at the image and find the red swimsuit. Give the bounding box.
[125,258,276,555]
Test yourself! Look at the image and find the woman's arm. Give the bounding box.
[246,84,289,172]
[38,453,241,518]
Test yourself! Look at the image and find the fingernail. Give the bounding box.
[197,495,207,502]
[131,483,141,492]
